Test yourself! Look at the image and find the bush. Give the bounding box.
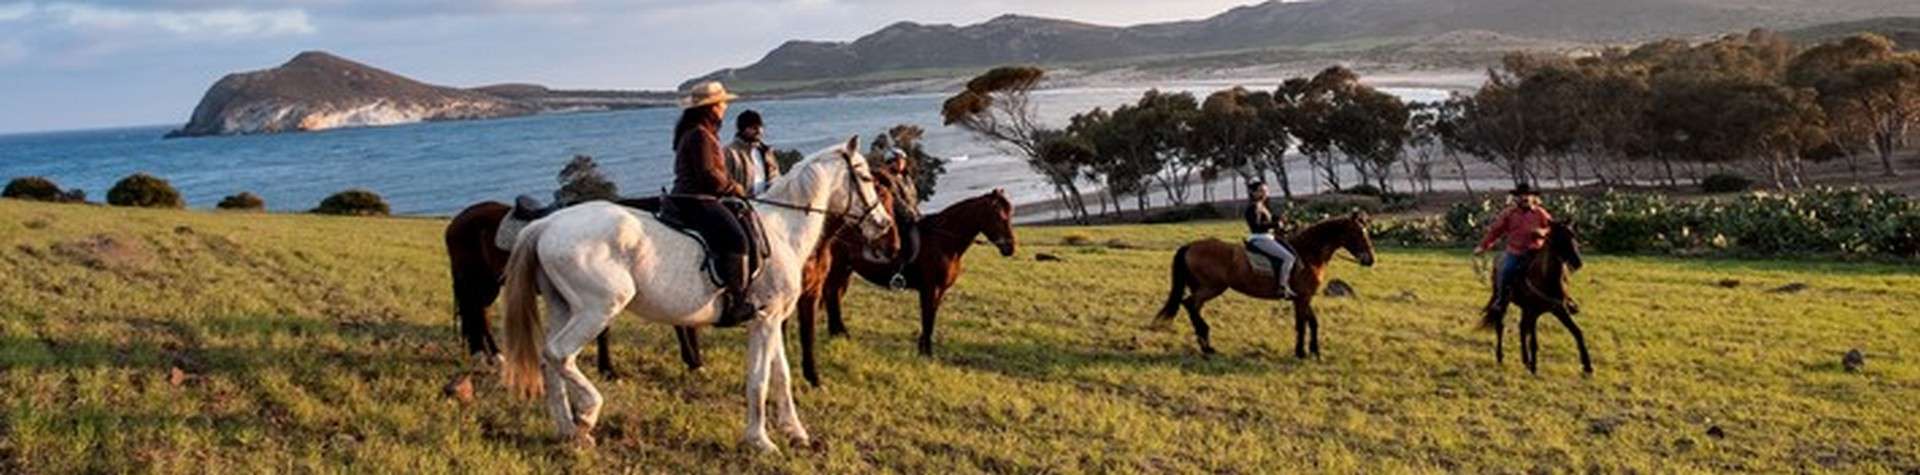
[313,189,389,216]
[1343,184,1384,197]
[1431,188,1916,258]
[106,173,184,208]
[1701,173,1753,193]
[1144,204,1224,224]
[217,192,265,211]
[4,177,66,202]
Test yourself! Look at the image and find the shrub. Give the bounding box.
[313,189,389,216]
[1343,184,1384,197]
[4,177,66,202]
[106,173,184,208]
[217,192,266,211]
[1701,173,1753,193]
[1144,204,1224,224]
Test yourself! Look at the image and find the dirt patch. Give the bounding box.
[49,234,152,272]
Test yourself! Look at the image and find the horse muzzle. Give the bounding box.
[994,239,1016,257]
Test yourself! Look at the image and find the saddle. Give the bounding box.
[1244,238,1295,277]
[497,194,765,288]
[654,194,768,287]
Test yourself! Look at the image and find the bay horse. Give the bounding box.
[795,189,1016,386]
[444,200,699,377]
[501,137,895,451]
[1481,221,1592,375]
[1154,212,1376,358]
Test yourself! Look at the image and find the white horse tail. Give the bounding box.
[501,219,551,399]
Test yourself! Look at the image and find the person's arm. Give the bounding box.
[1477,209,1512,254]
[697,134,744,197]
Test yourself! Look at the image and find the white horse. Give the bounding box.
[499,136,894,451]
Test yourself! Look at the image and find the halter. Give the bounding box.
[748,150,888,241]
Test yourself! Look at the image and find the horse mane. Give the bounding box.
[759,144,856,205]
[922,192,1001,228]
[1288,215,1354,245]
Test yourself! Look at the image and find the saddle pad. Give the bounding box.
[1246,248,1275,276]
[495,215,529,251]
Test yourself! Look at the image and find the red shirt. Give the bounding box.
[1479,206,1553,255]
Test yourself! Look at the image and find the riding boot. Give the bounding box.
[713,253,758,328]
[1269,256,1296,299]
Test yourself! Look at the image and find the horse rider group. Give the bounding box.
[669,81,922,328]
[673,80,1543,328]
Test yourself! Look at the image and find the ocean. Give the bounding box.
[0,84,1449,216]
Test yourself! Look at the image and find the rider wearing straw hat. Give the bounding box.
[671,81,757,327]
[1475,183,1553,316]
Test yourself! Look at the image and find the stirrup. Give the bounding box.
[714,298,758,328]
[889,273,908,290]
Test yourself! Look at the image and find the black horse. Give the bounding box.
[1482,221,1593,375]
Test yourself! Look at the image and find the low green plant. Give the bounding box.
[106,173,184,208]
[312,189,389,216]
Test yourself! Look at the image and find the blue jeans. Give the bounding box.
[1493,251,1533,308]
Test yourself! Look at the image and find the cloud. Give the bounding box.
[39,3,314,37]
[0,2,31,21]
[0,40,24,65]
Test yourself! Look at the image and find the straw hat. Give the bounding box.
[681,81,739,109]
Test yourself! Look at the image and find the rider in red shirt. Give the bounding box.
[1474,183,1551,315]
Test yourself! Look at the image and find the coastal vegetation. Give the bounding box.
[312,189,390,216]
[216,192,266,211]
[2,177,83,204]
[0,199,1912,472]
[951,31,1920,229]
[105,173,184,209]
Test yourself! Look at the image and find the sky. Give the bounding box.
[0,0,1264,134]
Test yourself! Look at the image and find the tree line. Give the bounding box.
[943,30,1920,223]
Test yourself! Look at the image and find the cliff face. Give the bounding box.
[170,52,536,137]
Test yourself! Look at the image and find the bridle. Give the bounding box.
[747,150,889,241]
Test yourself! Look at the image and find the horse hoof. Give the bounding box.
[572,432,597,450]
[744,436,780,454]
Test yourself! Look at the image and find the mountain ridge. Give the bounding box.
[687,0,1920,91]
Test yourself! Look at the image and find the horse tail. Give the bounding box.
[1155,245,1193,322]
[500,219,551,399]
[1478,301,1506,331]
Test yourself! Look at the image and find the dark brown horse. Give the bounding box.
[444,199,699,377]
[1481,221,1591,375]
[1155,212,1376,358]
[795,189,1016,386]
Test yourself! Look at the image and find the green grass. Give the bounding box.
[1,199,1916,473]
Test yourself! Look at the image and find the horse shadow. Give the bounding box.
[932,336,1291,384]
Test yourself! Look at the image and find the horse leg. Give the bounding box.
[741,320,780,453]
[1184,287,1225,355]
[1304,298,1322,359]
[549,313,612,448]
[916,287,946,357]
[797,284,824,386]
[1494,319,1506,365]
[1520,311,1541,375]
[1291,297,1311,359]
[593,330,616,380]
[536,284,578,441]
[674,327,703,372]
[1552,309,1594,375]
[824,266,854,337]
[767,321,812,447]
[454,273,504,366]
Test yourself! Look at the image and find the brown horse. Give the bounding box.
[444,199,698,377]
[1481,221,1591,375]
[1154,212,1376,358]
[795,189,1016,386]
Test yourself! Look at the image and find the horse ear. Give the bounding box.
[844,135,860,154]
[1351,211,1368,222]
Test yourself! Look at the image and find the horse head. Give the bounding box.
[1343,211,1376,267]
[771,135,897,257]
[983,189,1018,257]
[1550,220,1583,272]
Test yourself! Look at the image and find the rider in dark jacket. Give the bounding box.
[1245,181,1297,299]
[672,81,756,327]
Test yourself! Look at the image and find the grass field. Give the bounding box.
[1,199,1915,473]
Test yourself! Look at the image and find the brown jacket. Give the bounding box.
[672,123,744,197]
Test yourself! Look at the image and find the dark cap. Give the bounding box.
[737,110,764,131]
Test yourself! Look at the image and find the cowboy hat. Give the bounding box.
[1508,183,1541,196]
[681,81,739,109]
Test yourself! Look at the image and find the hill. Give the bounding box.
[690,0,1920,91]
[171,52,537,137]
[170,53,679,138]
[1,199,1915,472]
[1786,17,1920,49]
